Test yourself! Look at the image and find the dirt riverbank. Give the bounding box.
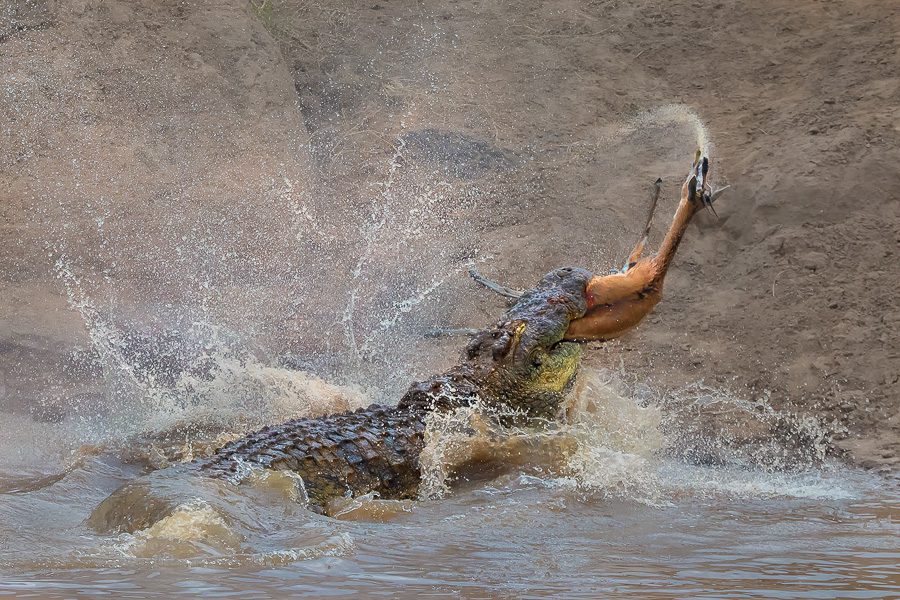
[1,0,897,471]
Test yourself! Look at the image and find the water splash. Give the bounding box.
[417,367,852,505]
[50,252,370,446]
[339,132,406,362]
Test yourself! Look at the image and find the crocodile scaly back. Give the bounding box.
[198,405,427,511]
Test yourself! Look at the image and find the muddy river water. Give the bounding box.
[0,369,896,599]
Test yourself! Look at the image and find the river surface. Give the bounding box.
[0,369,897,599]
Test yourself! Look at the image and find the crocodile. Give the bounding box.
[89,152,724,531]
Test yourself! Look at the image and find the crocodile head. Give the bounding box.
[467,266,591,420]
[401,267,591,421]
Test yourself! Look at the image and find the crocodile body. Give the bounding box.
[198,404,428,507]
[199,267,592,507]
[91,267,592,529]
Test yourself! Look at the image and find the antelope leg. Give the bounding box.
[622,178,663,271]
[468,268,524,300]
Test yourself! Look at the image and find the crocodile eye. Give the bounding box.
[532,355,543,367]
